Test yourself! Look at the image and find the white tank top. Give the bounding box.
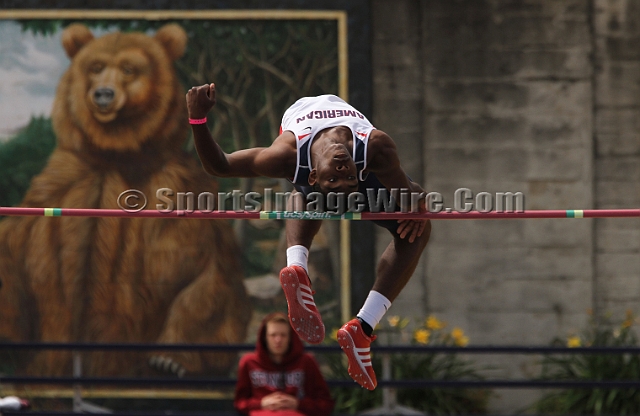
[280,94,375,186]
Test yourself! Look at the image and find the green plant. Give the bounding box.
[322,315,490,414]
[0,116,56,209]
[533,310,640,415]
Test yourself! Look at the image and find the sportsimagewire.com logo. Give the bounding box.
[117,187,525,214]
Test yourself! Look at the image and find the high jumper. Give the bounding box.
[186,83,430,390]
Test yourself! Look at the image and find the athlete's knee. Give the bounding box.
[417,229,430,249]
[394,223,430,250]
[412,220,431,249]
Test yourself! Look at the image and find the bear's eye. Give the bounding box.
[89,62,104,74]
[122,65,136,76]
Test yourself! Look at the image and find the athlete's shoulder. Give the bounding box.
[366,130,400,171]
[261,131,296,173]
[272,130,297,151]
[367,129,396,150]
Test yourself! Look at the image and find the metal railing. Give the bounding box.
[2,342,640,414]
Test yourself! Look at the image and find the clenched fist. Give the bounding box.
[186,83,216,120]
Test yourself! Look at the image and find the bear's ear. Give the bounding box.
[61,24,94,59]
[155,24,187,61]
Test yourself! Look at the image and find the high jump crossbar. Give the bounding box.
[0,207,639,220]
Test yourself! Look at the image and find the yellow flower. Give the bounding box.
[450,328,469,346]
[454,335,470,347]
[426,315,446,330]
[414,329,431,344]
[330,328,339,341]
[451,327,465,340]
[387,316,400,327]
[567,336,581,348]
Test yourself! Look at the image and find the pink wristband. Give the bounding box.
[189,117,207,125]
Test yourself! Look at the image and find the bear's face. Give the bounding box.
[54,24,188,153]
[78,45,154,123]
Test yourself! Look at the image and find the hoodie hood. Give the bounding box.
[256,312,305,367]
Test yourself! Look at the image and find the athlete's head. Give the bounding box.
[308,129,359,195]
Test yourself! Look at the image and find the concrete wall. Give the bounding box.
[372,0,640,412]
[594,0,640,318]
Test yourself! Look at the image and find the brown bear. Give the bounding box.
[0,23,252,377]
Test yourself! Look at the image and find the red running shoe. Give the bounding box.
[337,318,378,390]
[279,266,325,344]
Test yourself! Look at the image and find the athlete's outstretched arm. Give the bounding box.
[186,83,291,178]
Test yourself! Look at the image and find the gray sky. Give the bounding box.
[0,21,68,141]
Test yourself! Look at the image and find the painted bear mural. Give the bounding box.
[0,23,251,376]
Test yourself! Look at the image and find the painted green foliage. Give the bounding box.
[1,18,339,277]
[1,18,338,204]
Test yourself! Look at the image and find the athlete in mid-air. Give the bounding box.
[187,83,431,390]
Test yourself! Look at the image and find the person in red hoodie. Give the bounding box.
[234,312,334,416]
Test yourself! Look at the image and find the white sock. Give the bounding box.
[286,245,309,274]
[0,396,22,410]
[357,290,391,329]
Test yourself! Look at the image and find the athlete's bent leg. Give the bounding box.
[338,220,432,389]
[372,220,432,302]
[280,190,325,343]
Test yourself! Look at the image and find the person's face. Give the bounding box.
[310,143,359,194]
[265,321,291,358]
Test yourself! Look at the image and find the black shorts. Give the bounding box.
[292,172,400,234]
